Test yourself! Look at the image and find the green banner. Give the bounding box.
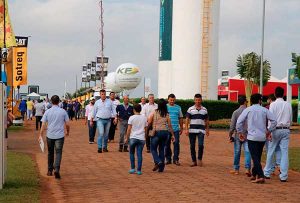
[159,0,173,61]
[288,68,300,85]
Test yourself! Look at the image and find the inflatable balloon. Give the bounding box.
[115,63,142,90]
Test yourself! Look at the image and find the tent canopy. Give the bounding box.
[27,92,40,97]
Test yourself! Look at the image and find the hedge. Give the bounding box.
[132,98,298,122]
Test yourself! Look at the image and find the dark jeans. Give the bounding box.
[129,138,145,171]
[165,131,180,162]
[75,110,80,120]
[21,111,26,121]
[35,116,42,130]
[68,110,74,120]
[108,118,117,141]
[47,137,64,173]
[189,132,205,162]
[151,130,168,171]
[248,140,265,179]
[88,120,97,142]
[146,125,153,150]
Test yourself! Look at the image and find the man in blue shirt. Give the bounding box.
[165,94,183,166]
[39,95,70,179]
[237,93,276,184]
[91,89,117,153]
[116,95,134,152]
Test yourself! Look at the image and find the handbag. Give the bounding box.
[149,112,157,137]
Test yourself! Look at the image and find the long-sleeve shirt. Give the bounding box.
[236,104,277,142]
[85,104,94,121]
[141,103,158,119]
[92,98,116,120]
[229,105,247,136]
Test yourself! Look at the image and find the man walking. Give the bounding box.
[237,93,276,184]
[26,98,34,120]
[165,94,183,166]
[74,99,81,120]
[185,94,209,167]
[116,95,134,152]
[264,87,293,182]
[91,89,117,153]
[18,99,27,121]
[39,95,70,179]
[85,97,96,144]
[228,96,251,176]
[34,99,45,131]
[108,92,120,143]
[141,94,158,153]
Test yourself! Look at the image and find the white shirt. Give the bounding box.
[269,98,293,128]
[139,102,147,110]
[85,104,94,121]
[141,103,158,119]
[111,99,120,118]
[128,115,147,140]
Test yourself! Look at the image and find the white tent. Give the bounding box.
[27,92,40,97]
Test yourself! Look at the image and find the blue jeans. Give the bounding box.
[264,129,290,180]
[265,140,281,172]
[129,138,145,171]
[96,119,111,149]
[47,137,64,173]
[165,131,180,162]
[233,135,251,170]
[189,133,205,162]
[88,121,97,142]
[151,130,169,168]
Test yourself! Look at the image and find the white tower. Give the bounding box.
[158,0,220,99]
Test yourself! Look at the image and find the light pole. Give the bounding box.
[260,0,266,95]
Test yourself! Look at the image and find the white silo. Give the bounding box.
[158,0,220,99]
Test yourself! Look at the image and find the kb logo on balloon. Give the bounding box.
[117,67,139,75]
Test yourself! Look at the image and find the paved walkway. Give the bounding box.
[8,119,300,203]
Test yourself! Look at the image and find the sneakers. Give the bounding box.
[137,171,142,175]
[89,141,94,144]
[54,171,61,179]
[129,169,136,174]
[47,170,53,176]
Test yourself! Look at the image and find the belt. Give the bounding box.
[275,127,289,129]
[97,117,110,120]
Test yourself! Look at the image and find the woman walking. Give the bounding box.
[148,99,174,172]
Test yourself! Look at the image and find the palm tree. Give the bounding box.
[236,52,271,103]
[292,53,300,78]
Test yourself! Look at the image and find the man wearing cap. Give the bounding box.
[85,97,96,144]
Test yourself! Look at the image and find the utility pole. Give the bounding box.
[260,0,266,95]
[100,0,105,89]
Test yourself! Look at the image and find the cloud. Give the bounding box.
[7,0,300,98]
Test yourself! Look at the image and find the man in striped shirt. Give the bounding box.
[185,94,209,167]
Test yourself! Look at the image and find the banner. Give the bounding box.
[159,0,173,61]
[15,36,29,47]
[86,63,91,82]
[96,56,108,79]
[12,47,27,86]
[91,61,96,81]
[82,65,87,82]
[0,0,17,48]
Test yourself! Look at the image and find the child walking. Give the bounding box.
[125,104,147,175]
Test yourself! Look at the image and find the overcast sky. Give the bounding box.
[8,0,300,98]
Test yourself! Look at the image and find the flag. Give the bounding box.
[0,0,17,48]
[12,47,27,86]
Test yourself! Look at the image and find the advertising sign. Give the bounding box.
[159,0,173,61]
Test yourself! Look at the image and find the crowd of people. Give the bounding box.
[33,86,292,183]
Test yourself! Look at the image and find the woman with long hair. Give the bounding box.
[148,99,174,172]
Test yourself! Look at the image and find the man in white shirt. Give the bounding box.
[139,97,147,110]
[264,87,293,182]
[141,94,158,152]
[85,97,96,144]
[34,99,45,131]
[108,92,120,143]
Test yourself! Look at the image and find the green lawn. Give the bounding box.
[289,148,300,172]
[7,125,24,132]
[0,152,39,202]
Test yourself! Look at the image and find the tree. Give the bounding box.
[236,52,271,103]
[292,53,300,78]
